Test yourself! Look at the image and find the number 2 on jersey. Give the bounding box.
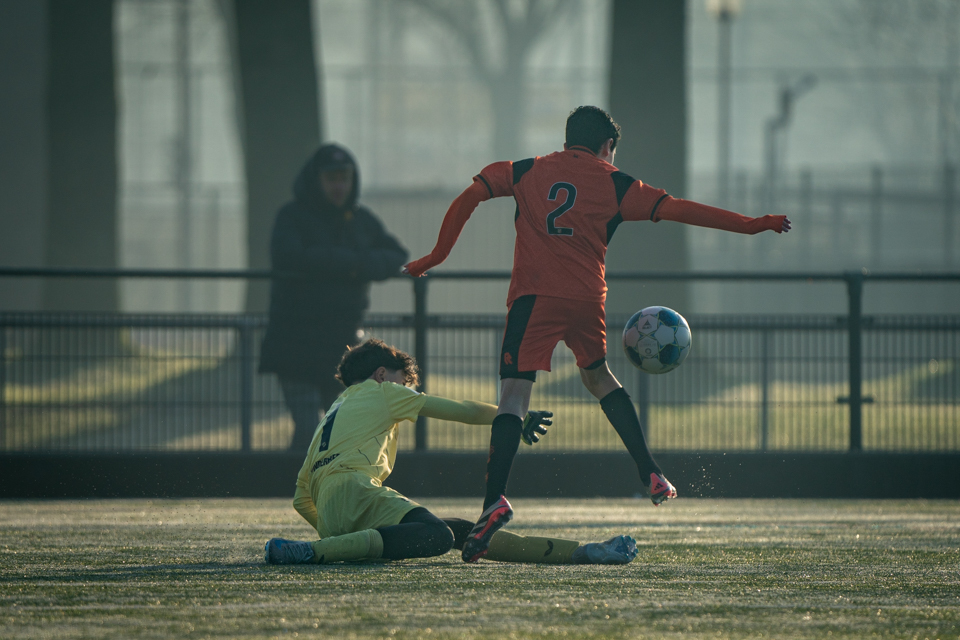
[546,182,576,236]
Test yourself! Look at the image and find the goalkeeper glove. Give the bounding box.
[521,410,553,445]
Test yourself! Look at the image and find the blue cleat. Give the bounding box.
[264,538,315,565]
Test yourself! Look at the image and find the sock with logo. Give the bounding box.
[309,529,384,564]
[484,530,580,564]
[483,413,523,509]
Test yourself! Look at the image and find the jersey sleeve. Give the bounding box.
[619,180,670,222]
[293,466,318,529]
[418,395,498,425]
[381,382,429,424]
[475,161,515,198]
[655,198,787,234]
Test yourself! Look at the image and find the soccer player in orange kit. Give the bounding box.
[405,106,792,563]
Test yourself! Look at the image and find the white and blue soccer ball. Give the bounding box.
[622,306,692,374]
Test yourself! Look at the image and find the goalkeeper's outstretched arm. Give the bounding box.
[418,396,551,444]
[418,395,498,424]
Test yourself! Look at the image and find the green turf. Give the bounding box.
[1,498,958,639]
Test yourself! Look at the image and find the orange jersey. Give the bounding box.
[477,148,668,303]
[405,146,786,304]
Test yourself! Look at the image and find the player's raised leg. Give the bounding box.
[580,363,676,505]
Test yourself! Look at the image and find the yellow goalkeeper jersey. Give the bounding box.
[295,379,428,502]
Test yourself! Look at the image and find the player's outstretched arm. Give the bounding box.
[419,395,498,424]
[405,161,515,277]
[656,197,791,235]
[418,396,552,444]
[403,181,490,277]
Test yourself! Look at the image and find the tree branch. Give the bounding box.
[399,0,493,83]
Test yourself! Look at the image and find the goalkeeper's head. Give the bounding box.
[565,106,621,160]
[336,339,421,388]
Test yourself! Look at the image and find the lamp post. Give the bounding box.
[763,74,817,214]
[707,0,742,208]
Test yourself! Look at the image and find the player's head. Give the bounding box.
[565,106,621,158]
[315,144,356,209]
[294,143,359,213]
[336,338,421,388]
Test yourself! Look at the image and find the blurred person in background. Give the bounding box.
[259,144,408,451]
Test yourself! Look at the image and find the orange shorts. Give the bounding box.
[499,295,607,381]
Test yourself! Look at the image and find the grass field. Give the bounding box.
[2,498,959,639]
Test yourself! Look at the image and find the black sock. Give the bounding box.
[599,387,661,484]
[483,413,523,510]
[377,508,455,560]
[442,518,475,550]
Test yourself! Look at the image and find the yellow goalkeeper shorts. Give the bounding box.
[314,472,421,539]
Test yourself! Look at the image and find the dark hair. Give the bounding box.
[336,338,421,387]
[565,106,621,154]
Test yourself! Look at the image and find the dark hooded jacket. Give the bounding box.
[258,144,408,381]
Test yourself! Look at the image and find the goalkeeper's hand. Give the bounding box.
[521,410,553,445]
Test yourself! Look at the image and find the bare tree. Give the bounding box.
[221,0,323,313]
[401,0,577,160]
[605,0,689,315]
[44,0,119,312]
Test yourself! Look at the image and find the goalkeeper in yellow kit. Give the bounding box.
[264,338,638,565]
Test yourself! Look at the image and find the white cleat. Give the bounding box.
[572,535,639,565]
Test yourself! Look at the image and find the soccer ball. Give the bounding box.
[622,306,692,374]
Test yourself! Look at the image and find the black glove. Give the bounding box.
[521,410,553,445]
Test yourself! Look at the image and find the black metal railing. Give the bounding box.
[1,267,958,453]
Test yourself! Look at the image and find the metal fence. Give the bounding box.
[0,269,958,453]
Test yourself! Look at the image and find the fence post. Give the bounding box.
[944,163,955,268]
[0,326,6,442]
[238,320,254,452]
[413,277,428,451]
[870,165,883,268]
[760,329,771,451]
[845,272,864,451]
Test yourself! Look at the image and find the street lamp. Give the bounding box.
[706,0,742,208]
[763,74,817,214]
